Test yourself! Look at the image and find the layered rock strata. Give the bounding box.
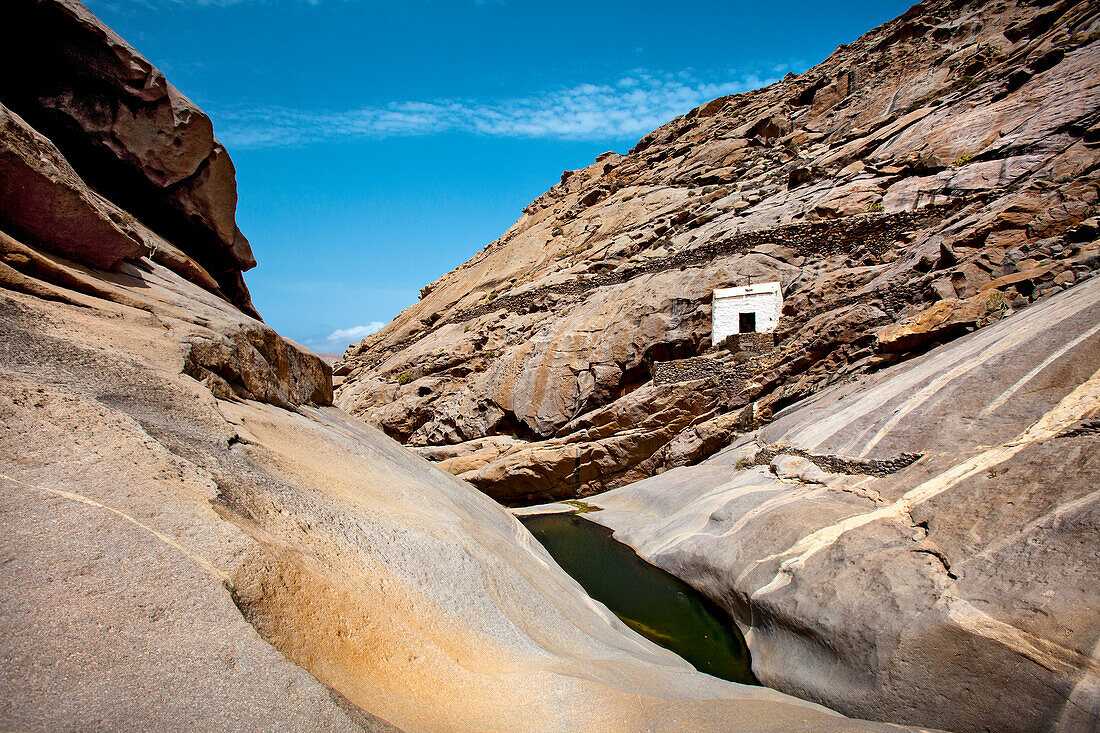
[569,278,1100,732]
[336,0,1100,504]
[2,247,892,731]
[0,0,259,316]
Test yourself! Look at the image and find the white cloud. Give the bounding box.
[300,321,385,354]
[214,69,783,149]
[327,322,386,342]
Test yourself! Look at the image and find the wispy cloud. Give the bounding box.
[300,321,385,354]
[327,323,385,342]
[214,69,783,149]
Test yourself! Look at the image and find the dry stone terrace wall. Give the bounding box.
[448,204,958,327]
[751,442,924,477]
[733,333,777,353]
[352,203,961,375]
[654,332,781,401]
[652,356,727,385]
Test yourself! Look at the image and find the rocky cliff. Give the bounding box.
[3,254,883,732]
[0,2,901,730]
[335,0,1100,506]
[1,0,259,317]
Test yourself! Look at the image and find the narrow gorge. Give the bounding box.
[1,0,1097,731]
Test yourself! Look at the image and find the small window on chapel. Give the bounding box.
[739,312,757,333]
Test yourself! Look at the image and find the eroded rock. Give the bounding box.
[584,279,1100,732]
[0,103,147,269]
[337,0,1100,503]
[0,0,257,314]
[0,146,889,733]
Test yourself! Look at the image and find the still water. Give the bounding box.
[520,512,757,685]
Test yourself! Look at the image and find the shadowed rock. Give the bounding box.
[0,0,258,315]
[0,103,147,269]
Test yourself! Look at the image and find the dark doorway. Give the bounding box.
[739,312,757,333]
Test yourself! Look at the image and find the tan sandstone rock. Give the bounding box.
[580,278,1100,731]
[337,0,1100,506]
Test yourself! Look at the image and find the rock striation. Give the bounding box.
[2,249,887,731]
[576,277,1100,731]
[336,0,1100,505]
[0,2,905,730]
[0,0,258,316]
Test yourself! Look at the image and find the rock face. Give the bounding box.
[2,250,889,732]
[0,0,258,316]
[336,0,1100,505]
[0,103,147,269]
[575,277,1100,732]
[0,2,904,730]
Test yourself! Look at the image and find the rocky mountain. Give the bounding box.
[0,2,902,730]
[335,0,1100,506]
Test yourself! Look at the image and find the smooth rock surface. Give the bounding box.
[578,278,1100,732]
[0,233,900,732]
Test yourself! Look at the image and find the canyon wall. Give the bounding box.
[1,0,260,317]
[336,0,1100,506]
[333,1,1100,727]
[581,278,1100,731]
[0,2,899,730]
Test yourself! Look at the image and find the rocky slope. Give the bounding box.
[335,0,1100,505]
[0,2,904,731]
[568,277,1100,732]
[2,253,884,732]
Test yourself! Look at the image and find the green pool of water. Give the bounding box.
[521,512,757,685]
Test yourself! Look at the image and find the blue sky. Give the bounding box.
[85,0,913,353]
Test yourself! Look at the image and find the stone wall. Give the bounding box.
[752,443,923,477]
[349,204,960,373]
[652,356,726,385]
[653,331,780,403]
[726,332,776,355]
